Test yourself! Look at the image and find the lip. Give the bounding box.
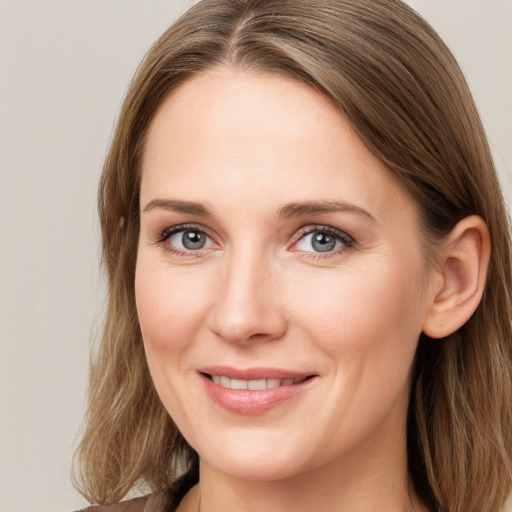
[198,366,317,415]
[198,366,312,380]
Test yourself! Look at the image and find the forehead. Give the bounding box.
[140,68,416,224]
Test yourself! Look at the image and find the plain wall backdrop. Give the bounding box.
[0,1,510,511]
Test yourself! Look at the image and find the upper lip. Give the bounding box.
[198,366,315,380]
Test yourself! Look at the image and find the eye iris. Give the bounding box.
[182,230,206,250]
[311,232,336,252]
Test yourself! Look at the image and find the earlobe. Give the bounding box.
[422,216,491,339]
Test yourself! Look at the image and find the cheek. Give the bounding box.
[287,259,426,365]
[135,262,211,356]
[134,261,214,422]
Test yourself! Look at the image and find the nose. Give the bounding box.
[207,250,287,344]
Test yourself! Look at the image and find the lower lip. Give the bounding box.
[200,374,316,415]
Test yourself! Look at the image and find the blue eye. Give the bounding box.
[294,227,352,255]
[163,226,214,252]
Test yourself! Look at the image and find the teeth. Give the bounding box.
[230,378,248,390]
[209,375,308,390]
[248,379,266,390]
[267,378,281,388]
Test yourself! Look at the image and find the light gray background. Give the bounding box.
[0,1,510,511]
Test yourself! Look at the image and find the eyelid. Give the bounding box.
[153,223,218,256]
[290,224,353,243]
[153,223,210,242]
[289,224,355,258]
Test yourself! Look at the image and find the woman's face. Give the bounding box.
[136,69,438,481]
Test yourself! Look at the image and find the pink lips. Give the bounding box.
[198,366,316,415]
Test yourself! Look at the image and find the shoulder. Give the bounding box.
[74,469,198,512]
[75,491,170,512]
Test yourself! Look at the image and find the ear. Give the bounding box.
[422,215,490,339]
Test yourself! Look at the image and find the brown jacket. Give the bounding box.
[77,471,198,512]
[77,491,175,512]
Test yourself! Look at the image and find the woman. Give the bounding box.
[74,1,512,511]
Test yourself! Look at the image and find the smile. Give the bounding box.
[198,367,317,415]
[207,375,309,390]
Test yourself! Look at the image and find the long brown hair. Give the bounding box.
[74,1,512,510]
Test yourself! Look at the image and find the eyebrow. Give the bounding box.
[142,198,375,222]
[142,199,212,216]
[278,201,376,222]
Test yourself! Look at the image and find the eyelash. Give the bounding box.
[154,223,214,258]
[154,223,355,260]
[291,225,354,260]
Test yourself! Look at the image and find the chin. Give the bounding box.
[194,430,316,481]
[204,454,307,482]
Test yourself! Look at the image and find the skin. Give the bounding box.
[135,68,443,512]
